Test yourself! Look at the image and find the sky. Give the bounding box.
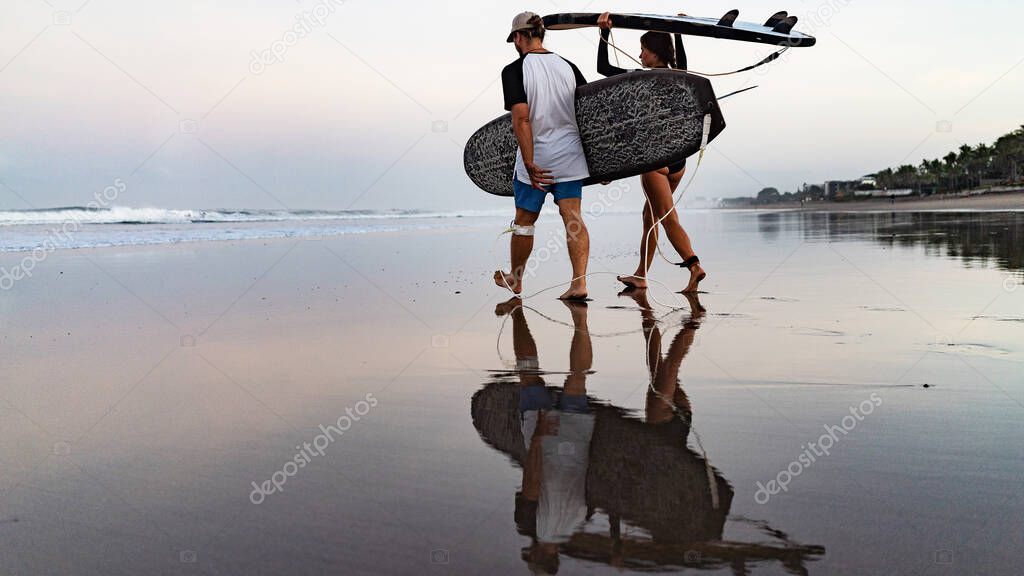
[1,0,1022,212]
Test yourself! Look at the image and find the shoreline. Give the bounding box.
[719,189,1024,212]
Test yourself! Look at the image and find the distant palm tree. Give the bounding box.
[943,152,959,190]
[816,126,1024,200]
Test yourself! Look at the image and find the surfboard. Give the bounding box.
[542,11,816,47]
[464,69,725,197]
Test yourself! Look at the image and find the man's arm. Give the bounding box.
[511,103,553,190]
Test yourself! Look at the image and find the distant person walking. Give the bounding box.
[494,11,591,300]
[596,11,706,293]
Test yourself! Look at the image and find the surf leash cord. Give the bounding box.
[494,111,714,311]
[602,28,788,78]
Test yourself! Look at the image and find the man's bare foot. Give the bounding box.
[494,296,523,316]
[494,270,521,294]
[617,274,648,289]
[559,281,588,301]
[680,262,706,293]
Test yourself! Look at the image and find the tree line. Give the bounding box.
[874,125,1024,192]
[727,125,1024,205]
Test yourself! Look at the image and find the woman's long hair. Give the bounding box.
[640,31,676,68]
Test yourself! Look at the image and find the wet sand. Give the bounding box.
[1,210,1022,574]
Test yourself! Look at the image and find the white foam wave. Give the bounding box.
[0,206,507,226]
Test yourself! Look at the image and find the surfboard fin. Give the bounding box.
[717,9,739,27]
[764,11,788,27]
[772,15,798,34]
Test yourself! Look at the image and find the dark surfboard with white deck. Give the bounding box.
[542,11,816,47]
[463,70,725,197]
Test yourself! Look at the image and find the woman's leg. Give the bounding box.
[645,168,707,292]
[617,192,658,289]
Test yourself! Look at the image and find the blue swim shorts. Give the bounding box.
[512,178,584,213]
[519,384,553,413]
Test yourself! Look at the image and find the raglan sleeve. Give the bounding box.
[568,60,587,87]
[501,60,528,111]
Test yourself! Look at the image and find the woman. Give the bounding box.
[597,12,706,293]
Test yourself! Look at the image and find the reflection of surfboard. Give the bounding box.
[471,382,731,542]
[464,70,725,197]
[543,12,816,47]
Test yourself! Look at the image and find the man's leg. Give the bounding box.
[556,197,589,300]
[562,300,591,396]
[494,207,539,294]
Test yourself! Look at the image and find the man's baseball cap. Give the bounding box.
[507,11,541,42]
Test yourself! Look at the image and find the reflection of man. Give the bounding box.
[496,297,594,574]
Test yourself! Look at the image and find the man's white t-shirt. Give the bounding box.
[520,409,596,544]
[501,52,590,185]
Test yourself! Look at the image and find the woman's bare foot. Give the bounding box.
[680,262,706,293]
[559,280,588,300]
[617,273,648,289]
[494,270,521,294]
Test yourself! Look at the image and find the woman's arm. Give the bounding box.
[597,27,630,77]
[674,33,688,70]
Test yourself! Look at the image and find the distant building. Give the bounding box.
[826,176,879,199]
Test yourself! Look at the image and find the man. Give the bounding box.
[494,11,591,300]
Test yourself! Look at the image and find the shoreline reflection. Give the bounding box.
[758,211,1024,272]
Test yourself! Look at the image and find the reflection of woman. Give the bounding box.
[596,12,707,293]
[620,288,704,425]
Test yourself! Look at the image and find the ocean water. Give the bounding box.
[0,206,511,252]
